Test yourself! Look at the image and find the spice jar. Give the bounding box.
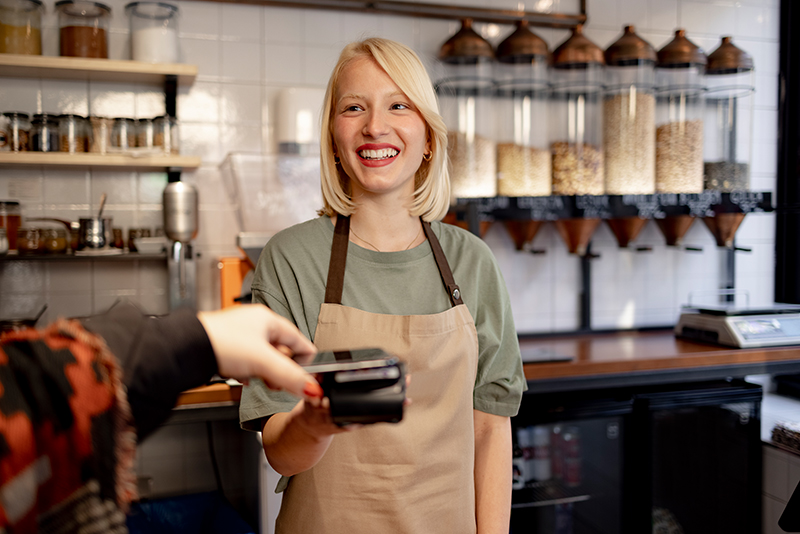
[136,117,154,148]
[59,113,87,153]
[703,37,754,192]
[30,113,59,152]
[0,200,21,252]
[655,30,706,194]
[42,227,68,253]
[550,25,605,195]
[603,26,656,195]
[0,0,43,55]
[2,112,30,151]
[111,117,135,150]
[56,0,111,58]
[436,18,497,198]
[125,1,179,63]
[17,226,42,254]
[494,21,551,197]
[153,114,179,154]
[88,115,111,153]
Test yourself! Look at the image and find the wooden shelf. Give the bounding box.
[0,152,201,170]
[0,54,197,85]
[0,251,167,262]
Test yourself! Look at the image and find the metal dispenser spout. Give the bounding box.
[163,179,199,310]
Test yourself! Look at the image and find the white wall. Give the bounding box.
[0,0,780,332]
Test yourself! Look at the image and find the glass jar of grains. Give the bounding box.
[111,117,136,150]
[136,117,154,148]
[88,115,111,153]
[56,0,111,58]
[153,114,179,154]
[125,1,179,63]
[494,21,551,197]
[2,112,30,151]
[435,19,497,199]
[549,25,605,195]
[603,25,656,195]
[59,113,87,153]
[30,113,59,152]
[655,30,706,194]
[0,0,43,55]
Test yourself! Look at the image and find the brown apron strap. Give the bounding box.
[324,215,463,308]
[422,221,463,307]
[324,215,350,304]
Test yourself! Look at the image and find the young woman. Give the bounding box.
[240,38,525,533]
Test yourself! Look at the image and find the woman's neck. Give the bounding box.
[343,205,425,252]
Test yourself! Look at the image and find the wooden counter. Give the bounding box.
[521,329,800,393]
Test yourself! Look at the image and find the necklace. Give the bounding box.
[350,223,423,252]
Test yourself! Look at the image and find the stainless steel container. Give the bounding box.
[163,180,198,309]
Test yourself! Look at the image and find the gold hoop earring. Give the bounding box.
[422,152,432,162]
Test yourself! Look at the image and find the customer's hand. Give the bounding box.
[197,304,322,400]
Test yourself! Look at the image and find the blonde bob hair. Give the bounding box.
[318,38,450,222]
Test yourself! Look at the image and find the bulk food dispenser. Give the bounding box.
[603,25,656,248]
[703,37,754,192]
[655,30,706,195]
[654,30,706,247]
[436,18,497,199]
[550,25,604,255]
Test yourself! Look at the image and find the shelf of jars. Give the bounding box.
[0,151,201,170]
[0,53,197,85]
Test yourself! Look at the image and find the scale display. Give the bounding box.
[676,304,800,348]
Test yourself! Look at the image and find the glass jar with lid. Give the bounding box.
[2,112,30,151]
[494,20,551,197]
[31,113,59,152]
[0,200,21,252]
[111,117,135,150]
[153,115,179,154]
[0,0,43,55]
[549,24,605,195]
[136,117,154,148]
[603,25,656,195]
[703,37,754,192]
[655,30,706,194]
[59,113,87,153]
[435,18,497,198]
[125,1,179,63]
[56,0,111,58]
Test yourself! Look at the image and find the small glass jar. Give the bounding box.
[494,21,551,197]
[42,227,67,253]
[136,117,154,148]
[0,0,43,55]
[125,1,179,63]
[30,113,59,152]
[3,112,30,151]
[59,113,87,153]
[17,226,42,254]
[655,30,707,194]
[435,19,497,198]
[0,200,21,252]
[56,0,111,58]
[88,115,111,153]
[111,117,136,150]
[154,114,179,154]
[704,37,755,192]
[550,25,605,195]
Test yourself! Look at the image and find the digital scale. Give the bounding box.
[676,304,800,348]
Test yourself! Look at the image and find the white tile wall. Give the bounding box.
[0,0,781,334]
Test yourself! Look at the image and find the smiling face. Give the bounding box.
[332,56,430,203]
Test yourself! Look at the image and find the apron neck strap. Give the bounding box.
[324,215,463,307]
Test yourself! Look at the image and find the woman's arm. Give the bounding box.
[474,409,512,534]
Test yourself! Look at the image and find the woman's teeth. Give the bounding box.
[359,148,399,160]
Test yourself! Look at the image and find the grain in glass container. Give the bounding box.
[111,117,136,150]
[435,19,497,199]
[136,117,154,148]
[30,113,59,152]
[549,25,605,195]
[0,0,43,55]
[494,21,551,197]
[125,1,179,63]
[59,113,87,153]
[88,116,111,153]
[655,30,706,194]
[2,112,30,151]
[154,114,179,154]
[56,0,110,58]
[603,26,656,195]
[703,37,754,192]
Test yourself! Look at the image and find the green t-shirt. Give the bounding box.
[239,216,526,431]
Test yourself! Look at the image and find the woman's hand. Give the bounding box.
[197,304,323,400]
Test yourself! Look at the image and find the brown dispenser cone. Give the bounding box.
[606,218,648,248]
[554,218,601,255]
[702,213,746,248]
[656,215,696,246]
[503,220,544,251]
[442,212,492,237]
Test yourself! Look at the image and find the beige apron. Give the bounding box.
[275,216,480,534]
